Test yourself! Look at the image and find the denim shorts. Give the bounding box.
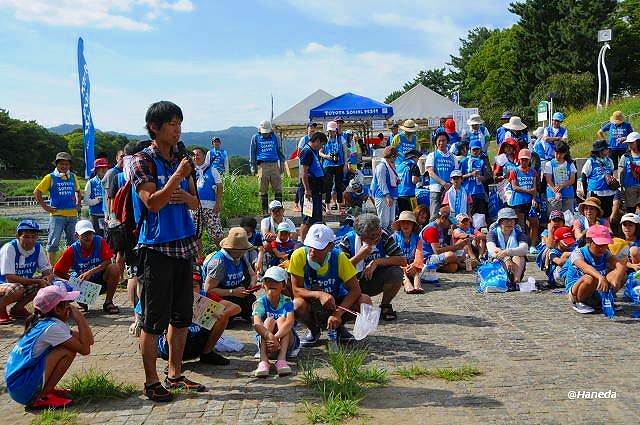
[46,216,77,252]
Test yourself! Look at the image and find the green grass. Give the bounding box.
[0,217,19,235]
[396,365,481,381]
[31,409,79,425]
[62,369,137,402]
[564,95,640,157]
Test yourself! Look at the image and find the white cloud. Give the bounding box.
[0,0,194,31]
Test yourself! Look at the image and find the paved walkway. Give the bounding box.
[2,266,640,424]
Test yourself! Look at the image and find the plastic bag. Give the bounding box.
[472,213,487,229]
[488,187,501,221]
[476,260,509,293]
[597,290,616,318]
[352,304,381,341]
[624,273,640,304]
[215,334,244,352]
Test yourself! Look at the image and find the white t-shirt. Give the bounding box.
[425,151,459,192]
[260,217,296,235]
[0,241,50,277]
[32,317,72,357]
[543,161,577,186]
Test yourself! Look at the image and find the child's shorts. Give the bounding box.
[428,254,447,265]
[255,329,301,359]
[7,356,46,405]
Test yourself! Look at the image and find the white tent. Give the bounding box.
[273,89,334,126]
[389,84,458,120]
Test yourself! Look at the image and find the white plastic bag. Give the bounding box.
[215,334,244,352]
[352,304,381,341]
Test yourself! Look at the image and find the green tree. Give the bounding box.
[385,68,455,104]
[384,90,404,104]
[608,0,640,93]
[530,72,595,110]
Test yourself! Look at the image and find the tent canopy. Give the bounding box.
[273,89,334,126]
[309,92,393,121]
[389,84,458,120]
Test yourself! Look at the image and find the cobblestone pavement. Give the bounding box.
[2,266,640,424]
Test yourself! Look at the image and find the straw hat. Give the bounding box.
[391,211,418,231]
[610,111,625,125]
[220,227,253,250]
[467,114,484,126]
[399,119,418,132]
[578,197,603,217]
[502,116,527,131]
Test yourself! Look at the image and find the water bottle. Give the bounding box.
[327,329,338,352]
[465,255,472,272]
[527,276,537,292]
[421,257,439,286]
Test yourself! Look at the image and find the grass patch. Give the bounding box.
[62,368,137,402]
[396,365,481,381]
[0,178,87,197]
[31,409,79,425]
[0,217,19,235]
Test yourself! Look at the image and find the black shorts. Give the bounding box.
[359,266,404,297]
[139,248,194,335]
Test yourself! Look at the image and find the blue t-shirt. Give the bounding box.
[252,294,294,321]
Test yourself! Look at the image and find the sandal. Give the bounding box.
[144,381,173,402]
[103,301,120,315]
[164,375,205,392]
[380,304,397,321]
[412,286,425,294]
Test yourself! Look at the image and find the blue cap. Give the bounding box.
[552,112,565,122]
[16,219,40,232]
[469,140,482,150]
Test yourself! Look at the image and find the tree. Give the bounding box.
[608,0,640,93]
[530,72,595,110]
[65,129,129,174]
[384,90,404,104]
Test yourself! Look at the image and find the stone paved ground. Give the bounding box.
[2,266,640,424]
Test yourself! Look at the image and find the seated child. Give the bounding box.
[263,223,300,271]
[240,216,264,270]
[252,267,299,377]
[392,211,425,294]
[452,213,486,266]
[536,210,567,272]
[547,226,576,288]
[5,286,93,410]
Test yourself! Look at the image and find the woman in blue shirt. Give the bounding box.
[598,111,634,168]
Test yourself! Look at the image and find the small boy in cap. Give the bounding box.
[547,226,576,288]
[452,213,486,265]
[442,169,472,218]
[266,223,300,269]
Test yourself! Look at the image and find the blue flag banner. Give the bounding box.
[77,37,95,179]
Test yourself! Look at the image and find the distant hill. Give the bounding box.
[48,124,259,158]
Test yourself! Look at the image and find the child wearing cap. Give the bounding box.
[253,266,299,377]
[462,140,490,218]
[573,197,609,246]
[487,208,529,288]
[564,224,626,314]
[536,210,566,274]
[508,148,540,250]
[265,223,300,270]
[452,214,485,266]
[4,285,93,410]
[0,220,52,325]
[442,170,472,218]
[620,213,640,269]
[544,141,577,213]
[392,211,425,294]
[84,158,110,237]
[547,226,576,288]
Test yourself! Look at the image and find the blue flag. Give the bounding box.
[77,37,95,179]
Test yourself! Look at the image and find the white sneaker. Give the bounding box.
[572,303,595,314]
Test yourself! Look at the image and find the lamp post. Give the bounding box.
[596,29,612,110]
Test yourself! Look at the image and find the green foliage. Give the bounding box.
[219,174,262,223]
[63,368,137,402]
[608,0,640,93]
[530,72,595,110]
[384,90,404,104]
[0,217,19,235]
[31,409,79,425]
[228,155,251,175]
[396,365,481,381]
[0,179,42,196]
[65,130,129,174]
[304,394,360,424]
[448,27,498,102]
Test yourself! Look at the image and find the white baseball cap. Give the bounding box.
[75,220,95,235]
[450,169,463,178]
[621,213,640,225]
[259,120,273,134]
[269,200,284,210]
[304,224,335,250]
[262,266,288,282]
[326,121,338,132]
[624,132,640,144]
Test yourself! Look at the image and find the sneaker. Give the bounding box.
[255,360,271,377]
[9,306,31,319]
[275,359,292,376]
[300,328,320,347]
[0,309,14,325]
[144,382,173,402]
[572,303,595,314]
[529,246,538,255]
[200,351,230,365]
[337,326,355,343]
[26,392,72,411]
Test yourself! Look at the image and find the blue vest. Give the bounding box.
[371,163,399,199]
[421,222,445,257]
[255,133,280,162]
[546,126,566,140]
[534,140,555,161]
[429,151,456,188]
[136,148,196,245]
[496,127,506,146]
[303,247,348,299]
[393,231,419,263]
[466,128,487,150]
[489,225,523,250]
[71,235,104,274]
[0,241,40,283]
[545,160,576,199]
[462,155,485,196]
[88,175,105,216]
[209,148,227,173]
[196,165,217,203]
[565,246,607,291]
[620,154,640,187]
[415,187,430,206]
[395,133,417,164]
[447,131,460,144]
[257,295,292,320]
[397,159,417,197]
[300,145,324,178]
[211,250,246,289]
[347,187,368,205]
[322,136,345,167]
[509,167,536,206]
[48,172,76,210]
[344,231,387,268]
[5,318,59,404]
[586,157,612,193]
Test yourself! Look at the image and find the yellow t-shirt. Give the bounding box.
[35,173,81,217]
[390,134,401,148]
[288,247,357,283]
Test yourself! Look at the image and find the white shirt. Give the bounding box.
[0,241,50,277]
[543,161,577,186]
[425,150,459,192]
[32,318,71,357]
[260,217,296,235]
[581,157,616,196]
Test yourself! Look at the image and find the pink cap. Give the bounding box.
[327,121,338,132]
[518,148,532,160]
[33,285,80,314]
[586,224,613,246]
[93,158,110,169]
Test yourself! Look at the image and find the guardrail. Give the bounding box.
[0,195,46,207]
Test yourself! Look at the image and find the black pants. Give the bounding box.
[397,197,415,214]
[324,166,345,203]
[470,196,489,218]
[222,294,257,320]
[594,194,615,219]
[610,150,626,169]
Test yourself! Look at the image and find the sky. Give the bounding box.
[0,0,517,134]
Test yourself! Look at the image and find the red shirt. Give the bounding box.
[421,226,441,245]
[54,239,113,276]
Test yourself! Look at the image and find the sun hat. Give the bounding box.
[502,116,527,131]
[303,223,334,250]
[518,148,532,160]
[553,226,576,246]
[399,119,418,132]
[326,121,338,132]
[262,266,288,283]
[75,220,95,236]
[276,223,290,232]
[16,219,40,233]
[391,211,419,232]
[469,140,482,150]
[552,112,565,122]
[549,210,564,221]
[390,123,399,129]
[307,122,318,128]
[591,139,609,152]
[624,132,640,144]
[497,207,518,222]
[53,152,72,164]
[258,120,273,134]
[383,146,397,158]
[456,213,471,223]
[444,119,456,133]
[467,114,484,126]
[269,200,284,211]
[93,158,110,169]
[33,285,80,314]
[220,227,253,250]
[621,213,640,225]
[610,111,625,125]
[587,224,613,245]
[500,111,512,120]
[403,149,421,160]
[450,169,463,178]
[578,197,604,216]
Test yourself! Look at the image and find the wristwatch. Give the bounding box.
[229,289,233,295]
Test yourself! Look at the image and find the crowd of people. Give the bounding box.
[2,101,639,410]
